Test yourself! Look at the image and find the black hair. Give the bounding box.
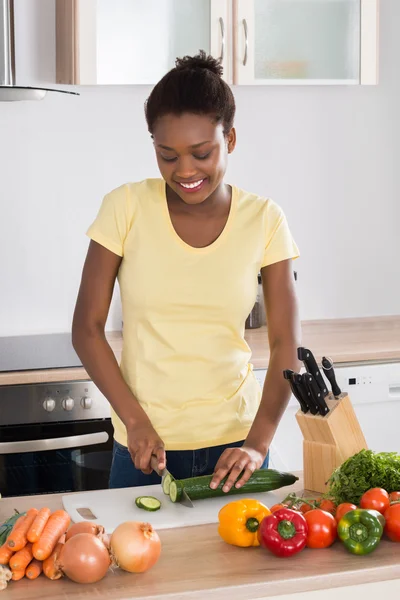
[145,50,236,135]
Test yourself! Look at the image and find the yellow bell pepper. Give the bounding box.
[218,498,271,547]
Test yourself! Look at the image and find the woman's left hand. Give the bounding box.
[210,446,266,493]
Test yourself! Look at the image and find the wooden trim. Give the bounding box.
[56,0,78,84]
[360,0,379,85]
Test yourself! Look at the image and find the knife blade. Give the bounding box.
[150,456,193,508]
[321,356,342,398]
[283,369,309,413]
[298,347,329,397]
[303,373,329,416]
[293,372,319,415]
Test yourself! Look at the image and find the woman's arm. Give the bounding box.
[72,240,166,473]
[211,259,301,491]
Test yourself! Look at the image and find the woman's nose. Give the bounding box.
[174,156,198,179]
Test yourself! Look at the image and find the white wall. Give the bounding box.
[0,0,399,336]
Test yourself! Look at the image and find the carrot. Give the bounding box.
[7,509,38,551]
[43,542,63,580]
[32,510,70,561]
[26,559,43,580]
[27,508,51,544]
[10,543,33,571]
[0,544,14,565]
[11,569,25,581]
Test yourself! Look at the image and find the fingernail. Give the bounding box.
[210,482,217,489]
[223,485,229,493]
[236,483,241,489]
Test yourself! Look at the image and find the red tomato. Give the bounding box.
[318,500,336,515]
[389,492,400,504]
[335,503,357,523]
[384,504,400,542]
[304,509,337,549]
[360,488,390,514]
[270,503,288,513]
[299,503,313,514]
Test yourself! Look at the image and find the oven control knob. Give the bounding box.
[43,398,56,412]
[81,396,92,409]
[62,397,75,411]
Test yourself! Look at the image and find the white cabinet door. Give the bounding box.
[233,0,378,85]
[75,0,230,85]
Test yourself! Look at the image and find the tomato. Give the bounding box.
[318,500,336,515]
[384,504,400,542]
[360,488,390,515]
[298,503,313,514]
[335,503,357,523]
[304,509,337,549]
[270,503,287,513]
[389,492,400,504]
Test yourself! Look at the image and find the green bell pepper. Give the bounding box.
[337,509,385,555]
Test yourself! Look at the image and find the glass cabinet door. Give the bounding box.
[94,0,229,84]
[234,0,374,84]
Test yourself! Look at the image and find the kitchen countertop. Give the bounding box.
[0,315,399,386]
[2,476,400,599]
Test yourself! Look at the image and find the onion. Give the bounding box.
[110,521,161,573]
[66,521,109,547]
[58,533,111,584]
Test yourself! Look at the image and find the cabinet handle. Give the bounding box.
[219,17,225,62]
[242,19,248,66]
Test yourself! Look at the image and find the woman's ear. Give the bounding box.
[227,127,236,154]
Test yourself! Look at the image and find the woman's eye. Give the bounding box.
[194,152,211,160]
[160,155,177,162]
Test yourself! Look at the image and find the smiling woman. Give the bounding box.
[72,50,301,494]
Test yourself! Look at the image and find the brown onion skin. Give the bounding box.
[110,521,161,574]
[59,533,111,584]
[65,521,105,541]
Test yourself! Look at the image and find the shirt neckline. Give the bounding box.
[159,179,237,254]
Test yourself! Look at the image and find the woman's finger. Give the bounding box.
[210,449,239,489]
[221,460,248,493]
[234,461,257,489]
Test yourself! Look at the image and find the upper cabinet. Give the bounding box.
[56,0,379,86]
[234,0,379,85]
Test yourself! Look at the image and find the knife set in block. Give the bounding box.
[295,392,368,493]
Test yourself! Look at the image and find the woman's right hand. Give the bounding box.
[126,419,166,475]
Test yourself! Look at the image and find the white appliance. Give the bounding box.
[255,362,400,472]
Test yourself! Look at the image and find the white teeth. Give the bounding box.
[179,179,204,189]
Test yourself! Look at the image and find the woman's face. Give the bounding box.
[152,112,236,205]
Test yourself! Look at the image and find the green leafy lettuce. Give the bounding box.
[327,449,400,505]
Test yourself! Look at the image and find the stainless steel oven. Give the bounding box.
[0,334,114,497]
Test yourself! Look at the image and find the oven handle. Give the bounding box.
[0,432,110,454]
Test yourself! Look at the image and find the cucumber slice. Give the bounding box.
[169,480,183,503]
[135,496,161,512]
[162,473,174,496]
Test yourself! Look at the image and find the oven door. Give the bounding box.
[0,418,114,497]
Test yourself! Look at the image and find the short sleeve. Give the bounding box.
[86,184,133,257]
[261,200,299,268]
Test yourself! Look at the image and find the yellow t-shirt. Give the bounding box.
[87,178,299,450]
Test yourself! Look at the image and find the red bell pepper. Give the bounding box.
[258,508,308,557]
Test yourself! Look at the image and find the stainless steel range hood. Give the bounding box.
[0,0,77,101]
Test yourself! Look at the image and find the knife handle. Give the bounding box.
[283,370,309,413]
[297,347,328,397]
[293,373,319,415]
[322,356,342,398]
[303,373,329,416]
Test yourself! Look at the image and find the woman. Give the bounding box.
[72,51,301,493]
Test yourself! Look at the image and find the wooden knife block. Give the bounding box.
[295,393,368,493]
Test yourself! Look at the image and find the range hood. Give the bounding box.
[0,0,78,101]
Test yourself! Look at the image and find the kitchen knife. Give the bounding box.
[303,373,329,416]
[293,373,319,415]
[321,356,342,398]
[150,456,193,508]
[283,369,309,413]
[297,347,329,397]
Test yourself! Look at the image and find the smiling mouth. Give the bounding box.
[176,179,206,192]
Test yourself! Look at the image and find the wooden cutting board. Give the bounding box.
[62,484,287,533]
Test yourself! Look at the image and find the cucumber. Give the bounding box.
[169,469,298,503]
[135,496,161,512]
[162,473,174,496]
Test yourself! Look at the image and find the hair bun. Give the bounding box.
[175,50,223,77]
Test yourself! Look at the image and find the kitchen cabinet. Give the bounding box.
[56,0,230,85]
[56,0,379,86]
